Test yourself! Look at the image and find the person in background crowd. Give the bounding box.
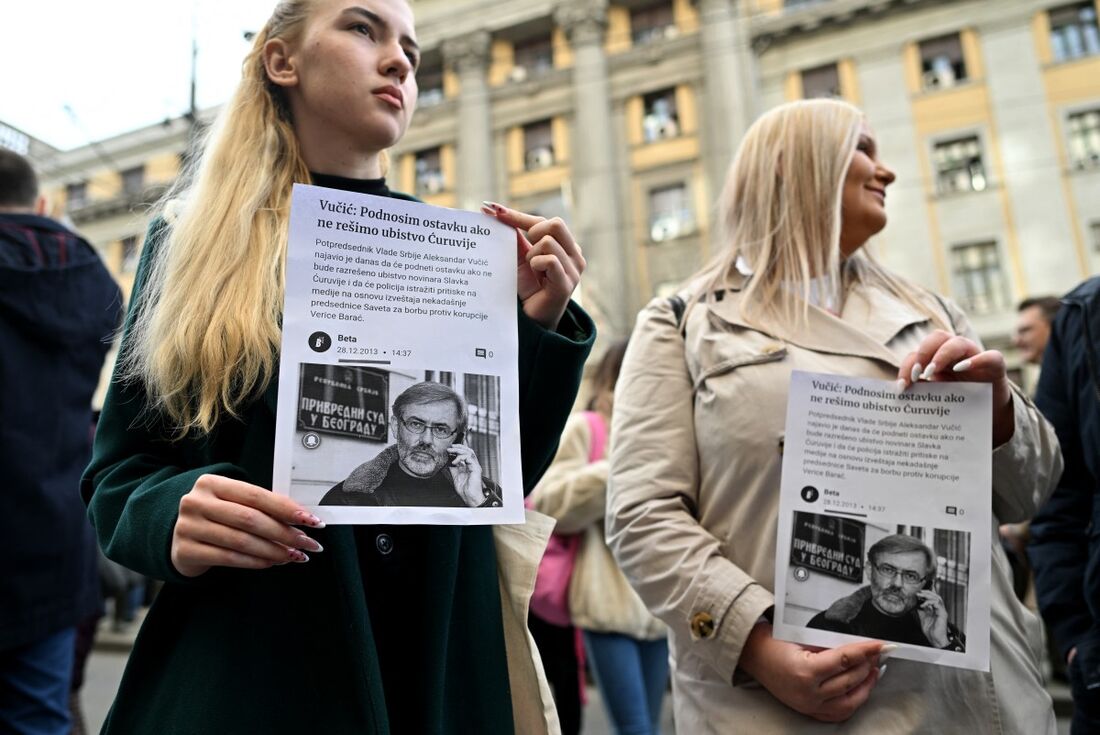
[1013,296,1061,366]
[1002,295,1061,669]
[1029,277,1100,734]
[529,340,669,735]
[0,149,122,734]
[608,99,1062,733]
[81,1,594,733]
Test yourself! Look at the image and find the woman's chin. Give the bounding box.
[358,120,408,152]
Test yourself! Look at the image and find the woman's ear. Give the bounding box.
[263,38,298,88]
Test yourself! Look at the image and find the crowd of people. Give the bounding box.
[2,0,1098,734]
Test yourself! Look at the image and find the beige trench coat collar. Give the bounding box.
[705,272,930,370]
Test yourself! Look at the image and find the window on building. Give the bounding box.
[121,165,145,196]
[642,89,680,143]
[784,0,826,8]
[120,235,140,273]
[462,373,501,485]
[1049,2,1100,63]
[649,183,694,242]
[511,36,553,82]
[523,120,556,171]
[65,181,87,209]
[919,33,967,90]
[631,1,676,45]
[417,66,445,107]
[801,63,841,98]
[933,136,987,194]
[1068,108,1100,169]
[1091,220,1100,253]
[951,241,1011,314]
[415,147,445,195]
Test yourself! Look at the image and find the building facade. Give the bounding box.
[14,0,1100,356]
[21,116,199,299]
[755,0,1100,348]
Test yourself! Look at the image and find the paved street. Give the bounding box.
[80,643,1070,734]
[81,649,127,734]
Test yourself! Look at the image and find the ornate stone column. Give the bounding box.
[443,31,496,210]
[698,0,758,203]
[555,0,633,337]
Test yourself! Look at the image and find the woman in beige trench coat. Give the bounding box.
[607,99,1062,734]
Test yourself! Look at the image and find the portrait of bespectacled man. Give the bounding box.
[806,533,966,652]
[320,381,503,508]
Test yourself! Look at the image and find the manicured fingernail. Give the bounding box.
[879,664,888,678]
[910,363,922,383]
[920,362,937,380]
[482,200,504,214]
[296,535,323,553]
[879,643,899,661]
[294,511,325,528]
[952,359,972,373]
[288,548,310,563]
[895,379,907,393]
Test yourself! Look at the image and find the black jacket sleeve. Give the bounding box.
[1029,305,1095,659]
[516,303,596,493]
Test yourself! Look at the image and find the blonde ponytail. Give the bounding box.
[120,2,315,435]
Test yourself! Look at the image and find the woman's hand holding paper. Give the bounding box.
[480,202,586,331]
[171,474,325,578]
[739,623,885,723]
[896,329,1015,447]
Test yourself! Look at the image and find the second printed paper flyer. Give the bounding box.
[773,370,993,671]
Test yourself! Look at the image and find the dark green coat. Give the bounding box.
[83,218,594,734]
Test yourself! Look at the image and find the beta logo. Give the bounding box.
[308,332,332,353]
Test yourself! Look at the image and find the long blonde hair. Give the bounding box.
[123,1,322,435]
[694,99,945,330]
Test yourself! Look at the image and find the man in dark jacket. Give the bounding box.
[0,149,122,734]
[322,381,503,507]
[808,534,966,652]
[1029,277,1100,734]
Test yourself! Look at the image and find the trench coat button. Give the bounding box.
[691,611,716,639]
[375,533,394,555]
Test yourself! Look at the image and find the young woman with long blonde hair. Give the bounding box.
[83,1,593,732]
[607,99,1061,733]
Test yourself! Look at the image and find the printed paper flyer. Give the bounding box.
[272,184,522,525]
[773,370,993,671]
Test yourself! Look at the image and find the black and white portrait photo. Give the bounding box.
[289,363,503,510]
[785,512,969,652]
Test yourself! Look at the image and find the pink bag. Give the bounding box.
[527,412,607,627]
